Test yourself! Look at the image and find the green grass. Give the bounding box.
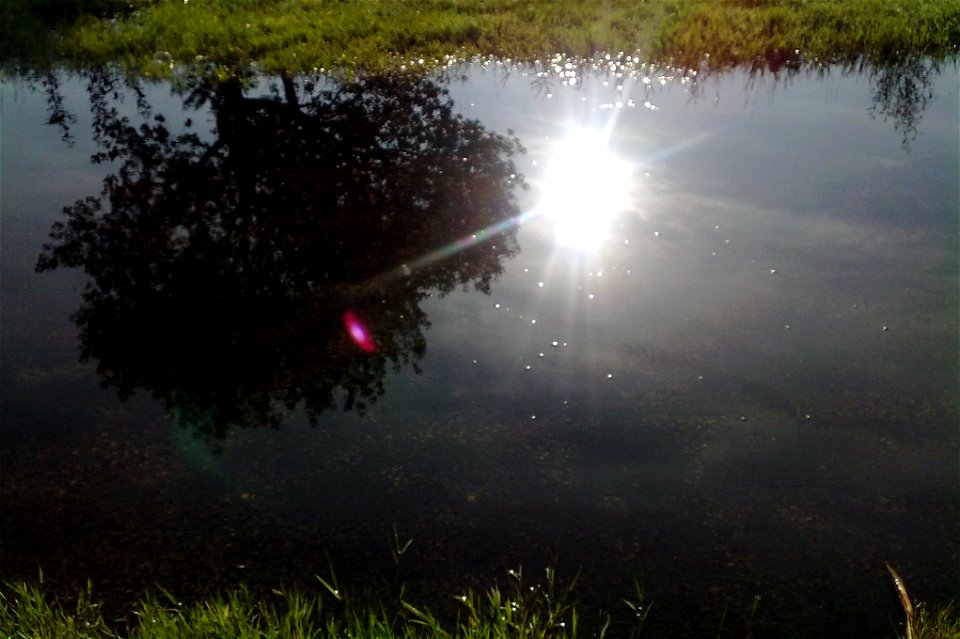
[1,570,958,639]
[659,0,960,69]
[2,0,958,76]
[0,568,646,639]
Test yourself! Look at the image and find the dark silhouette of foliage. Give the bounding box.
[681,52,945,147]
[866,55,938,146]
[37,70,525,442]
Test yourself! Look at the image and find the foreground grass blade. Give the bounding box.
[887,563,916,639]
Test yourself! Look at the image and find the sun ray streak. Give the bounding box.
[366,210,536,289]
[366,129,716,289]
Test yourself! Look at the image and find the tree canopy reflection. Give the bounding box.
[37,71,525,441]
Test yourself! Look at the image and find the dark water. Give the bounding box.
[2,58,957,637]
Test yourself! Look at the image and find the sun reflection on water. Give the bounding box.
[534,129,635,253]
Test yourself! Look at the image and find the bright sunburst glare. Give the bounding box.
[534,129,634,252]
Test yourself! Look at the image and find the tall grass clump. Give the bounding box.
[0,567,647,639]
[4,0,958,76]
[1,566,957,638]
[656,0,960,68]
[0,0,140,66]
[0,580,114,639]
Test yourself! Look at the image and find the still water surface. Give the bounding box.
[1,58,957,637]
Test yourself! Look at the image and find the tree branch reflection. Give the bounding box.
[37,71,525,442]
[714,54,943,147]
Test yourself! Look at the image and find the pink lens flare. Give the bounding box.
[343,310,376,353]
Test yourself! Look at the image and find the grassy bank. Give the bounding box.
[2,570,637,639]
[2,574,959,639]
[2,0,959,75]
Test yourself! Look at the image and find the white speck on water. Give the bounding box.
[770,269,777,274]
[588,294,595,300]
[524,364,532,371]
[494,303,500,308]
[606,373,614,379]
[538,352,545,358]
[552,341,559,347]
[882,325,889,331]
[653,231,660,237]
[531,319,537,324]
[538,281,544,287]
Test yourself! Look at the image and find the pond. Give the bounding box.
[1,56,957,637]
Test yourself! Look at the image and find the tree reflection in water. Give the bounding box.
[677,52,944,148]
[866,55,938,144]
[37,70,525,442]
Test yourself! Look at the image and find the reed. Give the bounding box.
[886,563,960,639]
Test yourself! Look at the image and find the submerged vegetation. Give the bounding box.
[1,567,958,639]
[2,0,958,75]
